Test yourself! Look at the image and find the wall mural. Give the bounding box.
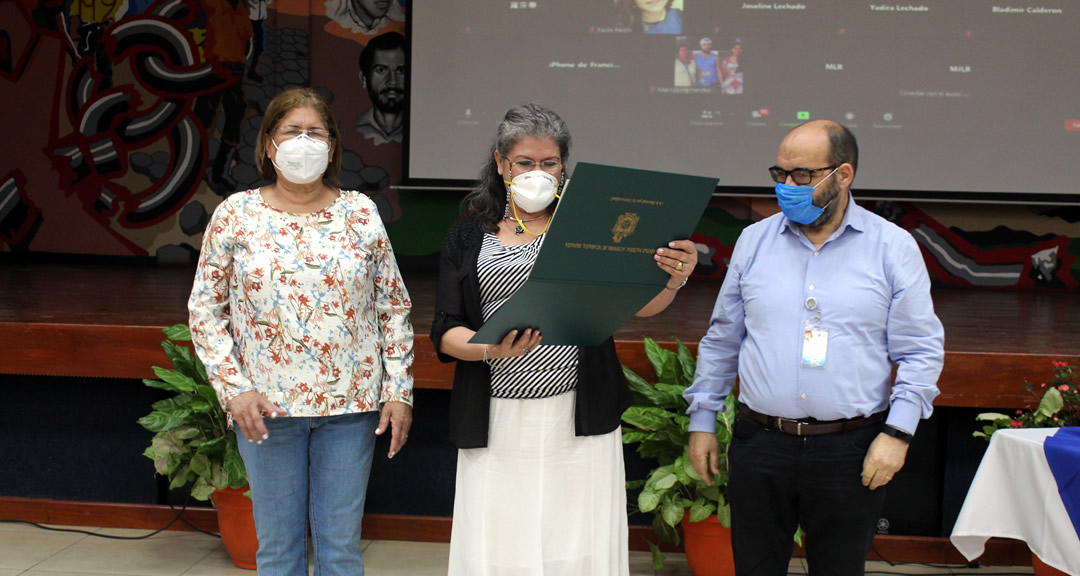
[0,0,1077,290]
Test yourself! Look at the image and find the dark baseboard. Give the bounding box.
[0,497,1031,566]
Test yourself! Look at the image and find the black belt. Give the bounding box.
[739,405,885,437]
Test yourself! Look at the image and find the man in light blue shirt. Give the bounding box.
[685,120,944,575]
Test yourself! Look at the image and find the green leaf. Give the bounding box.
[625,479,646,490]
[195,385,221,412]
[191,397,213,413]
[622,366,668,410]
[1037,388,1064,418]
[190,476,215,501]
[621,429,650,444]
[196,436,226,461]
[147,437,180,474]
[224,441,247,489]
[661,494,684,527]
[194,355,210,387]
[161,340,195,375]
[716,424,733,445]
[644,337,668,380]
[210,461,228,491]
[681,452,702,481]
[700,483,721,502]
[715,494,732,528]
[171,425,202,441]
[152,367,198,393]
[622,406,675,432]
[189,453,211,478]
[647,540,665,571]
[674,454,693,485]
[975,412,1010,422]
[163,324,191,341]
[168,464,191,489]
[151,397,188,413]
[138,408,193,433]
[689,496,716,522]
[652,383,689,410]
[653,514,681,546]
[651,466,678,491]
[142,377,184,393]
[638,488,661,513]
[657,354,679,386]
[676,339,696,386]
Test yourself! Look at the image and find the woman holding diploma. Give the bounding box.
[431,102,697,576]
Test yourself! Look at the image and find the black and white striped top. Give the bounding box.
[478,233,579,399]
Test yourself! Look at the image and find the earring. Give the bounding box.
[503,187,511,219]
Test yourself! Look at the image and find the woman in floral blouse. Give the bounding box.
[188,88,413,576]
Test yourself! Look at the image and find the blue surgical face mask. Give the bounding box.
[774,167,839,225]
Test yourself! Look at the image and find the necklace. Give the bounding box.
[505,214,547,235]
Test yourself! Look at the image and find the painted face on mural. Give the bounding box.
[353,0,391,21]
[364,48,406,113]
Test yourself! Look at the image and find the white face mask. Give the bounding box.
[505,170,561,213]
[271,134,330,184]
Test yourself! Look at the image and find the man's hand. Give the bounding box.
[689,431,721,485]
[861,433,909,490]
[226,391,288,444]
[376,401,413,459]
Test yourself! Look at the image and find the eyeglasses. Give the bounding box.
[276,127,332,144]
[508,158,563,175]
[768,165,837,186]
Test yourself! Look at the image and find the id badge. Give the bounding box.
[801,326,828,368]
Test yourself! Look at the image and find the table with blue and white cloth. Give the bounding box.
[951,427,1080,575]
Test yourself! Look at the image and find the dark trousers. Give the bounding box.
[728,412,887,576]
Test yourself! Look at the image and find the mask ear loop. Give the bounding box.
[811,166,840,211]
[269,137,285,174]
[507,197,550,237]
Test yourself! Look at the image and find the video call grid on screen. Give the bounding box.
[408,0,1079,203]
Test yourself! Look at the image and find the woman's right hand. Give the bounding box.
[487,328,543,360]
[227,391,288,444]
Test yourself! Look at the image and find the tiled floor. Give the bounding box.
[0,520,1034,576]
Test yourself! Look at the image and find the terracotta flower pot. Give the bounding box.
[213,487,259,570]
[1032,552,1069,576]
[681,511,735,576]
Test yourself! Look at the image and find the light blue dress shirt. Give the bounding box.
[685,195,944,436]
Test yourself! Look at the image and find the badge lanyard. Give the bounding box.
[801,296,827,368]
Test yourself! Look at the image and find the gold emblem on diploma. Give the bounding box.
[612,212,640,243]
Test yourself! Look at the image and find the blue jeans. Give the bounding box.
[236,412,379,576]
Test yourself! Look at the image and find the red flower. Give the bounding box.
[1059,385,1070,391]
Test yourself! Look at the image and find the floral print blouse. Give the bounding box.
[189,189,414,416]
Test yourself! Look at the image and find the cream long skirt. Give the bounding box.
[448,390,630,576]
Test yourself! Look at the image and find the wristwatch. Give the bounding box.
[881,424,913,444]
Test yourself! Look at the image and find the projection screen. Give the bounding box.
[407,1,1079,203]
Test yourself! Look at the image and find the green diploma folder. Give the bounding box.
[469,162,717,346]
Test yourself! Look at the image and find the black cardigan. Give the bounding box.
[430,214,633,449]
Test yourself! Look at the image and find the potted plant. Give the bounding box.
[972,359,1079,576]
[621,337,737,575]
[138,324,258,569]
